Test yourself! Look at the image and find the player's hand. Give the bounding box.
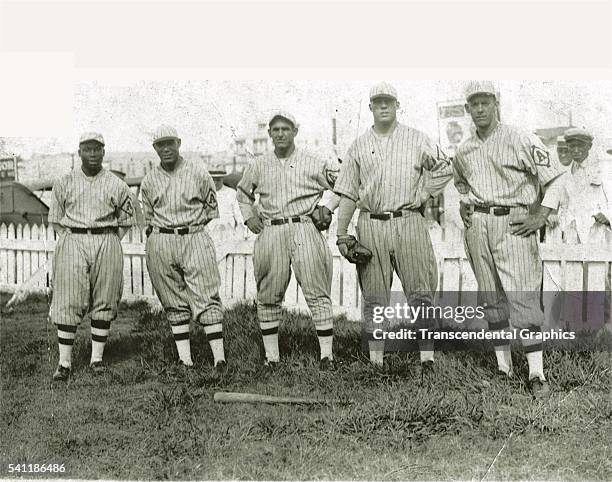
[546,214,559,229]
[593,212,610,225]
[245,216,264,234]
[510,213,547,237]
[459,202,473,229]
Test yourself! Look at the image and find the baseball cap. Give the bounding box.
[564,127,593,144]
[152,125,180,144]
[464,81,498,102]
[556,136,567,147]
[209,167,227,178]
[369,82,398,101]
[79,132,105,145]
[268,110,298,128]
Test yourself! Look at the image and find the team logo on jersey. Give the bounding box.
[114,197,134,218]
[531,146,550,167]
[325,168,339,188]
[205,190,218,210]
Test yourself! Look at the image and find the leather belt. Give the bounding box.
[266,216,308,226]
[368,209,420,221]
[151,225,205,235]
[69,227,118,235]
[473,205,511,216]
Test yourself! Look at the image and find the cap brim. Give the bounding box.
[79,139,104,146]
[370,94,397,100]
[269,115,296,127]
[152,136,179,144]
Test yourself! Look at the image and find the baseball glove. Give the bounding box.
[310,205,333,231]
[337,235,372,265]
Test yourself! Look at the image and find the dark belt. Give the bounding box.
[369,208,420,221]
[158,226,192,235]
[473,205,511,216]
[69,227,118,234]
[270,216,303,226]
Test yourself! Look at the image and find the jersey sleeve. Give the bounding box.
[452,152,471,196]
[200,169,219,221]
[333,145,360,202]
[140,177,154,225]
[236,159,260,221]
[48,177,66,225]
[115,182,138,227]
[519,131,565,186]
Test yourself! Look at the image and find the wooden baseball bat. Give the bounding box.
[213,391,324,405]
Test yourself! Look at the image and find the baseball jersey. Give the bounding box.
[334,123,452,212]
[236,148,340,221]
[49,168,136,228]
[453,123,565,207]
[141,157,219,229]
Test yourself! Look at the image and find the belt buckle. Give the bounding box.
[493,207,510,216]
[177,227,189,235]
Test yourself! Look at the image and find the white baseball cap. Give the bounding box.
[152,125,180,144]
[268,110,298,128]
[464,81,498,102]
[369,82,398,101]
[79,132,105,145]
[564,127,594,144]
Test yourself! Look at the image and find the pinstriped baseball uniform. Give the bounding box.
[49,168,135,326]
[236,148,339,326]
[334,122,453,334]
[141,157,223,325]
[453,123,565,338]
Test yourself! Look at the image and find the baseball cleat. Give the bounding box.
[420,360,434,385]
[496,369,514,380]
[263,359,280,371]
[319,357,335,371]
[529,379,551,399]
[53,365,71,382]
[89,361,107,374]
[214,360,228,374]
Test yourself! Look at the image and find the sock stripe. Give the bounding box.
[91,334,107,343]
[91,319,111,330]
[56,324,77,333]
[524,343,543,353]
[171,324,190,335]
[58,337,75,346]
[316,328,333,337]
[492,339,511,347]
[488,320,510,331]
[261,327,279,336]
[206,331,223,341]
[91,327,110,337]
[173,332,190,341]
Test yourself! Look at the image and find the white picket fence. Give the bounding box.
[0,222,610,325]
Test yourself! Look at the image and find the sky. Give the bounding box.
[3,80,612,161]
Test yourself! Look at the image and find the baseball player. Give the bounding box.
[333,82,453,373]
[49,132,136,381]
[236,111,340,370]
[453,81,566,398]
[141,125,226,371]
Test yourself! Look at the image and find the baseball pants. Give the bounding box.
[253,219,333,326]
[49,232,123,326]
[145,230,223,326]
[356,210,438,335]
[464,206,545,346]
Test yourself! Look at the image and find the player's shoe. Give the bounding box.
[52,365,71,382]
[263,359,280,372]
[529,379,551,399]
[213,360,228,375]
[89,361,107,374]
[420,360,434,386]
[495,369,514,380]
[319,357,335,371]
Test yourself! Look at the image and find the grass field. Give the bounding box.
[1,293,611,480]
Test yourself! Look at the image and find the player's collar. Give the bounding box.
[371,121,398,138]
[77,166,105,181]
